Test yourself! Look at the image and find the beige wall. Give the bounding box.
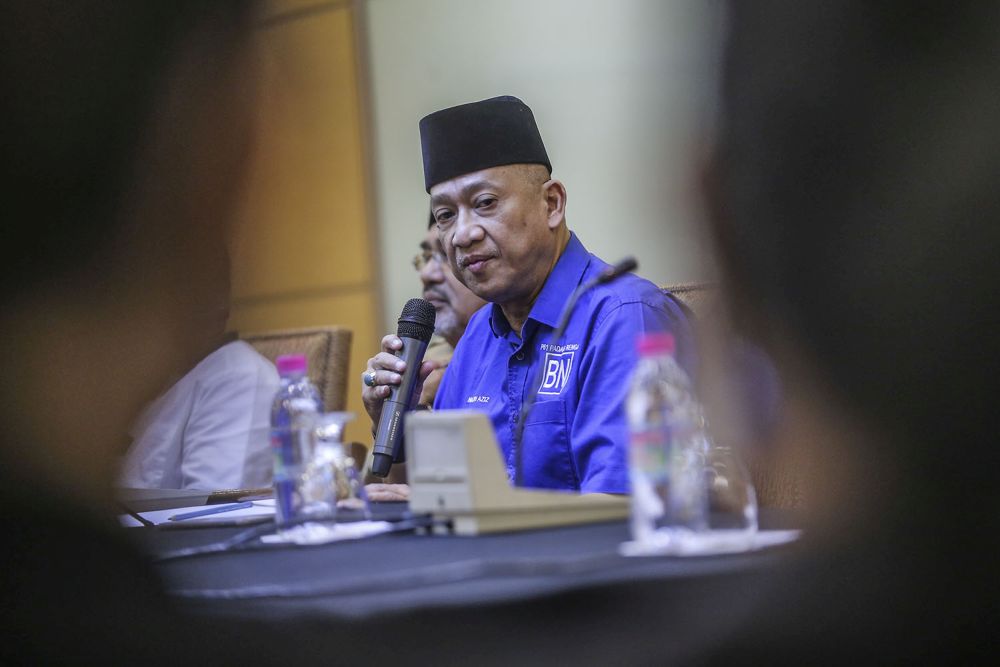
[227,0,380,444]
[362,0,721,329]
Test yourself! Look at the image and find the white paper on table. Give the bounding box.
[619,528,801,557]
[260,520,394,546]
[118,499,276,527]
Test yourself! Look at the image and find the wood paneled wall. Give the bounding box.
[227,0,381,444]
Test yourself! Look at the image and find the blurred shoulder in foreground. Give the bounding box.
[699,0,1000,660]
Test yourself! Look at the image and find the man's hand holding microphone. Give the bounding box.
[361,299,437,498]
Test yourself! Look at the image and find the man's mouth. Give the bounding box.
[423,290,448,308]
[459,253,494,274]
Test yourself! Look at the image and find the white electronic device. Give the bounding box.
[406,410,628,535]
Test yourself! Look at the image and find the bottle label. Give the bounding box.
[629,427,671,479]
[629,412,708,533]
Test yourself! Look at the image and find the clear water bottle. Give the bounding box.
[271,354,322,527]
[627,333,708,544]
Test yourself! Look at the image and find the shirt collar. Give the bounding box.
[487,232,591,337]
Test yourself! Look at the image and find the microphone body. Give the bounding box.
[370,299,436,478]
[591,256,638,288]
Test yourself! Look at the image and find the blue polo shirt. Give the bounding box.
[433,233,695,493]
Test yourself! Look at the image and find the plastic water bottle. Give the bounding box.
[626,333,708,544]
[271,354,322,527]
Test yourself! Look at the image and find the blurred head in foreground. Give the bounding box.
[711,0,999,529]
[0,1,259,506]
[702,0,999,656]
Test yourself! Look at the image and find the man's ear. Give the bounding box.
[542,179,567,229]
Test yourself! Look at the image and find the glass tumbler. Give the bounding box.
[299,412,355,520]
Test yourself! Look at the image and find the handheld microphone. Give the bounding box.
[512,256,638,487]
[370,298,436,478]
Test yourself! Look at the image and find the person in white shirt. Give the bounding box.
[120,338,279,490]
[120,245,280,491]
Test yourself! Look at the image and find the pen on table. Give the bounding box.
[118,501,155,527]
[169,501,255,522]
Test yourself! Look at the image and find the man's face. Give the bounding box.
[417,227,487,345]
[429,164,560,310]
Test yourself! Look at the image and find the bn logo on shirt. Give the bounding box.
[538,350,575,395]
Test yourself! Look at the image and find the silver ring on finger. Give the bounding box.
[362,370,377,388]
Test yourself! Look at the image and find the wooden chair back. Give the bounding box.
[241,326,352,412]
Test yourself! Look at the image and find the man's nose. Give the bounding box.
[420,257,444,286]
[451,208,484,248]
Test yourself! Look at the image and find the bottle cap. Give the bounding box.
[637,332,675,356]
[276,354,308,377]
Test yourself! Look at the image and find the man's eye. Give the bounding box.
[475,197,496,209]
[435,210,454,225]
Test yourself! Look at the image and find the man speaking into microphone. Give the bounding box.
[363,95,694,494]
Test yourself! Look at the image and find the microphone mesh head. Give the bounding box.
[397,298,436,342]
[616,257,638,274]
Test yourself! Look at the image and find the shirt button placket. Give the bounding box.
[506,355,519,478]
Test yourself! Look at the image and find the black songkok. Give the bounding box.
[419,96,551,192]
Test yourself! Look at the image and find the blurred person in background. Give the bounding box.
[416,211,488,407]
[119,250,279,491]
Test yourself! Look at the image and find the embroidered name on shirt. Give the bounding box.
[538,350,575,395]
[466,395,490,403]
[539,342,579,353]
